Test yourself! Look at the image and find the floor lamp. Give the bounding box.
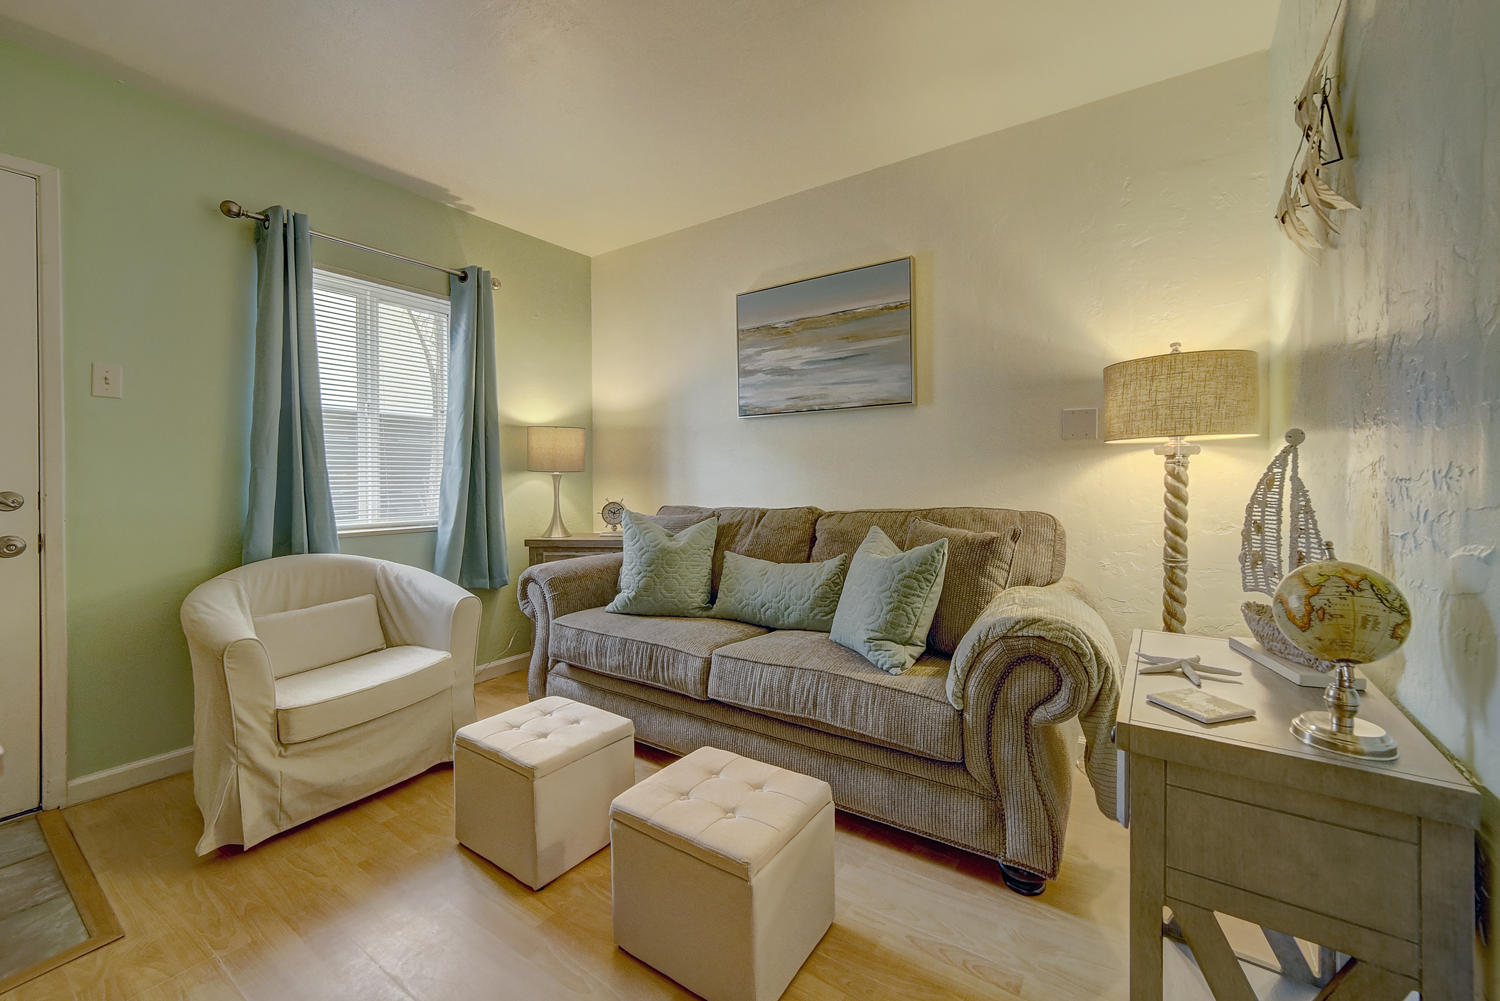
[527,426,586,539]
[1103,343,1258,633]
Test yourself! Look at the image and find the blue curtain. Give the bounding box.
[435,266,508,589]
[241,206,338,564]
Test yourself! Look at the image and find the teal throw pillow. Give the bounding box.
[830,526,949,674]
[712,551,848,631]
[605,511,718,617]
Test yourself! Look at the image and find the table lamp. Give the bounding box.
[1104,343,1259,632]
[527,426,586,539]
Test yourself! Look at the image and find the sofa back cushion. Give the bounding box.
[655,505,823,594]
[811,507,1065,588]
[905,518,1021,654]
[254,593,388,679]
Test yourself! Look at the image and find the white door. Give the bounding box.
[0,166,42,819]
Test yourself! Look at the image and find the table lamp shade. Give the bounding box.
[527,426,586,472]
[1103,349,1259,442]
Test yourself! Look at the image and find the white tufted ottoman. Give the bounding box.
[609,746,834,1001]
[454,696,635,889]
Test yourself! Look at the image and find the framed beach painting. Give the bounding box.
[736,257,913,417]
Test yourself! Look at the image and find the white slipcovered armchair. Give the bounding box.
[181,554,481,855]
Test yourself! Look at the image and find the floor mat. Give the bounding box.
[0,810,122,992]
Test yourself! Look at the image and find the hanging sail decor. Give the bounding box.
[1275,0,1359,258]
[1239,429,1337,670]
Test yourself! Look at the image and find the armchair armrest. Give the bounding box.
[376,562,482,728]
[516,553,623,699]
[949,578,1123,878]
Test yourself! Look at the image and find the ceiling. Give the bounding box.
[0,1,1279,255]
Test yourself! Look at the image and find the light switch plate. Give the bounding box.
[92,363,123,398]
[1061,408,1097,440]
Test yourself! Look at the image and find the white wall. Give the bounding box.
[1270,0,1499,988]
[591,54,1270,652]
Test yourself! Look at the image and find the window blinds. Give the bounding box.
[311,270,450,531]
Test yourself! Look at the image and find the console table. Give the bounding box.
[1117,630,1477,1001]
[524,533,623,566]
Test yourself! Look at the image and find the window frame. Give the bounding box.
[311,267,451,537]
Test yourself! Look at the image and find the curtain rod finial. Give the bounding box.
[220,200,243,219]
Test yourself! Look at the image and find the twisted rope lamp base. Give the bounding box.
[1155,439,1201,633]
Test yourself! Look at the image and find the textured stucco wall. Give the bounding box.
[1269,0,1499,987]
[592,55,1270,652]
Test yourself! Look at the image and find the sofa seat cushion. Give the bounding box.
[550,607,768,700]
[706,630,961,762]
[274,645,452,744]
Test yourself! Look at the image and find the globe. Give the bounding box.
[1272,560,1411,665]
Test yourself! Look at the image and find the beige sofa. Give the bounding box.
[518,505,1121,894]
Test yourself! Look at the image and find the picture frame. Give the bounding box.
[735,257,913,417]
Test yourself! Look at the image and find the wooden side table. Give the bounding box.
[524,533,623,566]
[1117,629,1478,1001]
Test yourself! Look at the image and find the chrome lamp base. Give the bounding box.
[1291,662,1398,760]
[541,470,572,539]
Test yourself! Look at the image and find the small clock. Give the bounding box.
[600,498,626,535]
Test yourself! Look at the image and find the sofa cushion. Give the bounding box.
[905,518,1021,655]
[712,551,848,632]
[606,512,718,617]
[829,528,948,675]
[656,505,823,595]
[253,593,387,679]
[274,645,451,744]
[551,607,768,700]
[707,630,962,762]
[811,507,1066,589]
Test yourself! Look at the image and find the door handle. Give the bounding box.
[0,491,22,512]
[0,536,26,558]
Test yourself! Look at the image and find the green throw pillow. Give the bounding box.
[605,511,718,617]
[830,526,949,674]
[712,551,848,631]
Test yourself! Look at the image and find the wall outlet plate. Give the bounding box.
[1061,407,1097,439]
[91,363,122,398]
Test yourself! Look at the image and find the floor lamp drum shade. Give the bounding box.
[527,426,586,538]
[1103,345,1259,634]
[1103,348,1259,442]
[526,426,586,472]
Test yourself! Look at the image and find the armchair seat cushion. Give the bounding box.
[274,645,452,744]
[706,630,961,762]
[550,608,766,699]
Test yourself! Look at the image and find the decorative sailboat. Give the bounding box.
[1239,428,1337,670]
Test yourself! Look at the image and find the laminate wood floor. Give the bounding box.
[0,672,1135,1001]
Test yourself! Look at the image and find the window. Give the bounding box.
[312,270,449,532]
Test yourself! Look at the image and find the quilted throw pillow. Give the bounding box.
[905,517,1022,654]
[712,551,848,631]
[830,526,949,674]
[606,511,719,617]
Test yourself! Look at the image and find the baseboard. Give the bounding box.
[66,746,194,806]
[475,652,530,683]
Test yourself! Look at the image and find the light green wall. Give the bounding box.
[0,38,592,778]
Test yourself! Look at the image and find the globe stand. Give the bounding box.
[1291,661,1398,760]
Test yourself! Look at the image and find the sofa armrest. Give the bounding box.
[516,553,624,699]
[950,577,1123,878]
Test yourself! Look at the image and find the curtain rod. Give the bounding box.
[219,201,500,290]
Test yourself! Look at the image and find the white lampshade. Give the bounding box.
[1103,347,1259,442]
[526,426,586,472]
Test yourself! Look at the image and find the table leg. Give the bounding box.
[1420,818,1474,1001]
[1131,754,1166,1001]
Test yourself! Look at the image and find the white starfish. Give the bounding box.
[1135,653,1242,688]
